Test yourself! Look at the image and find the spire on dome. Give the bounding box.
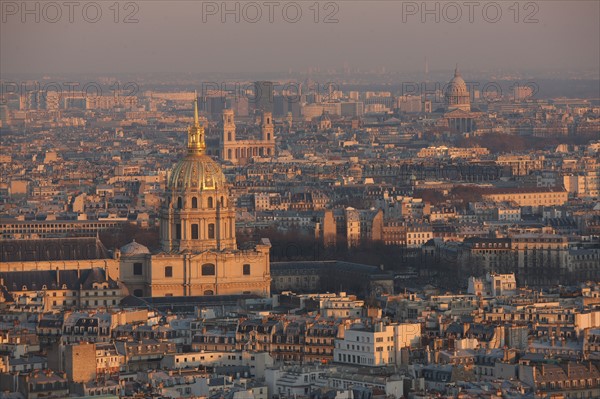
[454,64,460,77]
[194,90,199,126]
[187,91,206,155]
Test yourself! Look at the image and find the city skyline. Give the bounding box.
[1,2,600,398]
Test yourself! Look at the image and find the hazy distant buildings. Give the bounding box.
[252,81,274,114]
[512,85,534,102]
[396,95,423,113]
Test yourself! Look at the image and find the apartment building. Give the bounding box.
[333,322,421,367]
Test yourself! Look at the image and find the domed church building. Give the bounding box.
[118,99,271,298]
[445,66,471,112]
[442,66,481,133]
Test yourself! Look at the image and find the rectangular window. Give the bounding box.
[191,224,199,240]
[208,223,215,239]
[133,263,143,275]
[176,223,182,239]
[243,264,251,275]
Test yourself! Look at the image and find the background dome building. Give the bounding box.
[441,66,480,133]
[444,67,471,112]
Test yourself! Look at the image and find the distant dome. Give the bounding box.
[168,154,227,193]
[444,67,471,112]
[120,240,150,256]
[446,72,468,96]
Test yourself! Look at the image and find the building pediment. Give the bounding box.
[444,109,475,118]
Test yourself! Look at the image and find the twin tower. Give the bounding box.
[220,109,275,164]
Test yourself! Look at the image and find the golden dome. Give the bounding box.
[167,96,227,193]
[168,154,226,192]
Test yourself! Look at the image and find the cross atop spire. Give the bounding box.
[188,91,206,155]
[454,64,460,77]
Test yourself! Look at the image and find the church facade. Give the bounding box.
[118,99,271,298]
[220,109,276,164]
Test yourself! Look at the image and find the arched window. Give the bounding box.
[165,266,173,277]
[228,149,232,159]
[201,263,215,276]
[208,223,215,239]
[208,197,213,208]
[192,197,198,208]
[191,224,199,240]
[177,197,183,209]
[203,290,214,296]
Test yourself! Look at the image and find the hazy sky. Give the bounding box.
[1,1,598,75]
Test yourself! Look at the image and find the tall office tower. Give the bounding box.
[252,81,274,114]
[0,105,10,125]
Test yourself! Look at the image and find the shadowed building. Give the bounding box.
[270,261,394,297]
